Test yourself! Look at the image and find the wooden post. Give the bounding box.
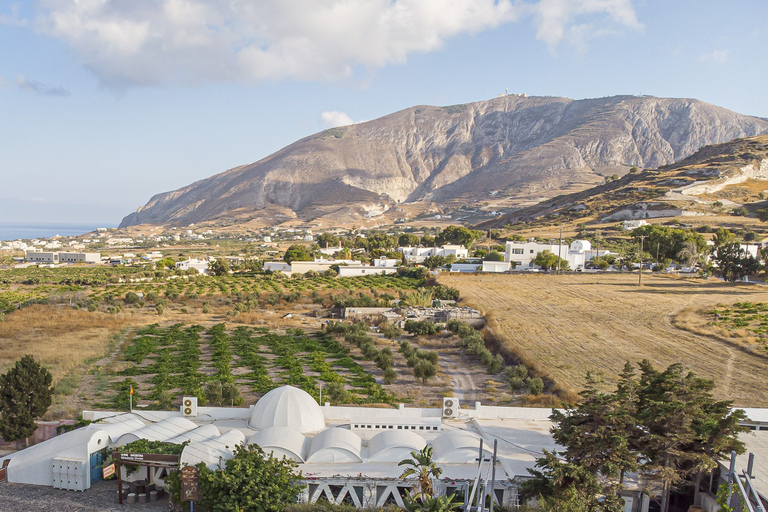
[116,451,123,505]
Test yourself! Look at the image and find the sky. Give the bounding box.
[1,0,767,226]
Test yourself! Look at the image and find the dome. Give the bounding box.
[249,385,325,434]
[570,240,591,252]
[306,428,362,463]
[248,427,307,462]
[367,430,427,462]
[115,417,198,446]
[431,430,492,463]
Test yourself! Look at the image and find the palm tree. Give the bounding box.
[398,446,442,502]
[676,240,699,268]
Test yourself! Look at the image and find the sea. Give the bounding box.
[0,223,111,242]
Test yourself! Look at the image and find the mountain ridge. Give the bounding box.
[120,94,768,228]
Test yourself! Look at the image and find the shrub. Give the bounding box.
[527,377,544,396]
[124,292,141,305]
[166,444,302,512]
[381,323,402,340]
[383,368,397,384]
[413,359,437,383]
[326,381,351,404]
[404,320,438,336]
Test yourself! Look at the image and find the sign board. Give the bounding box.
[102,463,115,479]
[180,465,199,502]
[116,452,179,465]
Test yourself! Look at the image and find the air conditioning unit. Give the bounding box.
[182,397,198,417]
[442,397,459,418]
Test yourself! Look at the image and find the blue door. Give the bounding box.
[90,451,103,485]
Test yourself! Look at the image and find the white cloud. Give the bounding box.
[37,0,642,87]
[321,111,356,128]
[0,4,28,26]
[530,0,642,51]
[17,75,70,96]
[698,49,728,65]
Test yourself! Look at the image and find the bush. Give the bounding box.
[383,367,397,384]
[527,377,544,396]
[404,320,438,336]
[166,444,302,512]
[381,323,402,340]
[326,381,351,404]
[124,292,141,305]
[413,359,437,383]
[431,285,460,301]
[505,364,528,392]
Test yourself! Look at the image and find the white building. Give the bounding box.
[3,385,747,510]
[504,240,615,271]
[175,258,211,274]
[482,261,511,273]
[337,258,400,277]
[25,251,100,264]
[623,220,649,230]
[398,245,469,264]
[264,261,292,273]
[504,241,569,270]
[264,259,360,276]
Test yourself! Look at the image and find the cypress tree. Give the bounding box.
[0,355,53,442]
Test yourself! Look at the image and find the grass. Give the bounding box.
[440,272,768,407]
[0,305,132,380]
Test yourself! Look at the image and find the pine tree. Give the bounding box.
[635,360,746,512]
[0,355,53,442]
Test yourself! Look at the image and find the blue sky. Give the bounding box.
[1,0,767,226]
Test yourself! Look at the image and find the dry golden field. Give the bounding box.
[440,272,768,407]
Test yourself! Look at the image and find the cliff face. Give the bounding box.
[120,95,768,227]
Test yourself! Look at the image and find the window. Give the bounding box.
[529,249,534,254]
[511,248,524,255]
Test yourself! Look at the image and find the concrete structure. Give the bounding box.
[504,240,613,271]
[623,220,649,230]
[398,245,469,264]
[264,258,359,276]
[264,261,292,272]
[449,263,482,273]
[482,261,511,273]
[24,250,100,264]
[337,258,399,277]
[175,258,211,274]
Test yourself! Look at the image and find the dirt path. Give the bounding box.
[440,273,768,406]
[439,351,479,403]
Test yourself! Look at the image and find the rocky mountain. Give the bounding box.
[119,95,768,228]
[476,135,768,229]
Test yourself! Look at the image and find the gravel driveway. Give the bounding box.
[0,480,172,512]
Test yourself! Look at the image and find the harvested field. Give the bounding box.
[440,272,768,407]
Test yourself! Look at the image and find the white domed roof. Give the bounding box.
[306,428,362,463]
[367,430,427,462]
[570,240,591,252]
[249,385,325,434]
[248,427,307,462]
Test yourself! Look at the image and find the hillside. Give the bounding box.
[477,134,768,229]
[120,95,768,228]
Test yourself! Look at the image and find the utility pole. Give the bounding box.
[557,225,563,274]
[639,236,646,285]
